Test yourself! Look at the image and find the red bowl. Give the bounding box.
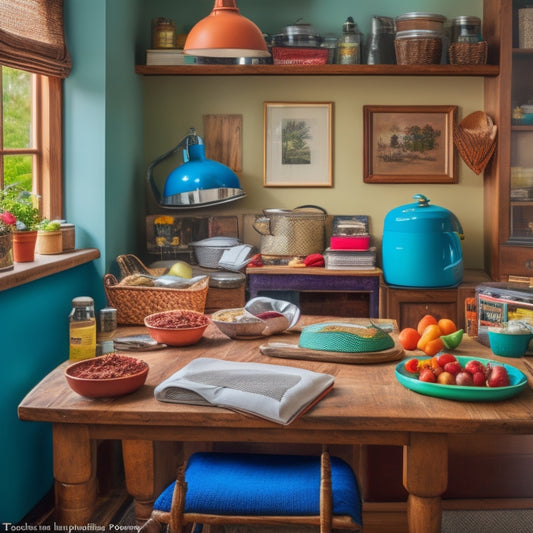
[65,354,149,398]
[144,309,209,346]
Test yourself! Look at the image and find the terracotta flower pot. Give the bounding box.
[13,230,38,263]
[0,232,14,272]
[36,230,63,255]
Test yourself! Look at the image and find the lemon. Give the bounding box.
[167,261,193,279]
[441,329,464,350]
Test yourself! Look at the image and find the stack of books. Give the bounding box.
[324,247,377,270]
[146,49,196,66]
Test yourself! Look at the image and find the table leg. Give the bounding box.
[53,423,97,525]
[122,439,182,525]
[403,433,448,533]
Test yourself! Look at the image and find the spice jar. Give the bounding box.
[151,17,176,49]
[97,307,118,356]
[69,297,96,361]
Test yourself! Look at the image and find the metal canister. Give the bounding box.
[451,16,482,44]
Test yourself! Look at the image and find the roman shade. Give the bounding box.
[0,0,71,78]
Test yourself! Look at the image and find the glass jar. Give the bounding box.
[69,296,96,361]
[451,16,482,44]
[151,17,176,49]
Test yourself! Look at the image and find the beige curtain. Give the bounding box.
[0,0,71,78]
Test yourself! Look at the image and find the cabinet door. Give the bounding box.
[385,287,458,331]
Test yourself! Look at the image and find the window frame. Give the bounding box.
[0,71,63,221]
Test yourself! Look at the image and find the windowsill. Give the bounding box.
[0,248,100,291]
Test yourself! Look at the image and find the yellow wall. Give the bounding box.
[144,74,485,270]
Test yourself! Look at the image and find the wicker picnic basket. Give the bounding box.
[104,255,209,325]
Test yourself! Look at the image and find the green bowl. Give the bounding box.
[395,356,527,402]
[488,330,532,358]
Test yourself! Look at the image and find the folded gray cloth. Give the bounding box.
[154,357,334,425]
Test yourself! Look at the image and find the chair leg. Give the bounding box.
[320,445,333,533]
[169,466,187,533]
[139,518,164,533]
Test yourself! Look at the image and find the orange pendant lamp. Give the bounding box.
[184,0,270,57]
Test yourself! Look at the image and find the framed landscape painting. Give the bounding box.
[263,102,333,187]
[363,105,458,183]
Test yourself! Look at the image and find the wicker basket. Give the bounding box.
[104,273,209,325]
[448,41,488,65]
[272,47,328,65]
[395,34,442,64]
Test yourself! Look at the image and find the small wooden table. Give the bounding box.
[18,317,533,533]
[246,266,383,317]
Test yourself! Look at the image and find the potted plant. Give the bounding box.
[0,210,16,271]
[36,219,63,255]
[0,183,42,262]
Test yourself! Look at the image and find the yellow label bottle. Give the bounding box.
[69,296,96,361]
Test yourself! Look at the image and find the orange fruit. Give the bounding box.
[417,324,442,351]
[398,327,421,350]
[437,318,457,336]
[417,314,438,336]
[423,337,444,356]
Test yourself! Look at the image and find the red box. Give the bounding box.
[330,235,370,250]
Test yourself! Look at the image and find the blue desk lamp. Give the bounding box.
[148,128,246,209]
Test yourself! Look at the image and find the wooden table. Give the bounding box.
[246,266,382,317]
[18,317,533,533]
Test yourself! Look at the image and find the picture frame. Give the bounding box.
[363,105,458,184]
[263,102,333,187]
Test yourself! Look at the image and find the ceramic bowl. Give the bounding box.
[488,328,532,358]
[65,354,149,398]
[144,309,209,346]
[211,308,266,339]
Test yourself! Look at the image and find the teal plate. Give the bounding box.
[395,356,528,402]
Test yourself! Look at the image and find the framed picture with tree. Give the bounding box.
[263,102,333,187]
[363,105,457,183]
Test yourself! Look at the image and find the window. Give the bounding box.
[0,66,63,220]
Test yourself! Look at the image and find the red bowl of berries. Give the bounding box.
[144,309,210,346]
[396,355,527,402]
[65,353,149,398]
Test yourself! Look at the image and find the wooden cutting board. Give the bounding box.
[260,339,405,364]
[203,114,242,172]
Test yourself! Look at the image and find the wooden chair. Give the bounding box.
[141,446,362,533]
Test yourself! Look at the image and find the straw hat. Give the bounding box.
[453,111,497,175]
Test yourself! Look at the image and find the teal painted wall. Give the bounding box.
[1,263,100,523]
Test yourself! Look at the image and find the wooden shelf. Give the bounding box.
[135,64,499,77]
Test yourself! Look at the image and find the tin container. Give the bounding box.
[451,16,482,44]
[395,12,446,33]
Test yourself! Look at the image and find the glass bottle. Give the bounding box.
[337,16,361,65]
[69,296,96,361]
[97,307,118,356]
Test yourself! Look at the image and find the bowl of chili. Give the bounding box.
[65,353,149,398]
[144,309,210,346]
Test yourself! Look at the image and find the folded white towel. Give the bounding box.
[154,357,334,425]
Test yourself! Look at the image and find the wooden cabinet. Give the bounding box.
[381,269,491,330]
[484,0,533,279]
